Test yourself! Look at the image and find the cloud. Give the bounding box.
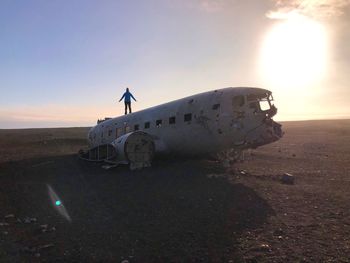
[267,0,350,19]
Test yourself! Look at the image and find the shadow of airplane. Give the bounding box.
[1,154,275,262]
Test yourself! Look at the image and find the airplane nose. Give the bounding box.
[272,121,283,139]
[244,120,283,149]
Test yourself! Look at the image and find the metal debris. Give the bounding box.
[218,149,244,168]
[259,244,270,251]
[32,161,54,168]
[102,163,119,170]
[22,244,53,254]
[281,173,295,185]
[38,244,55,250]
[24,217,37,224]
[4,214,15,219]
[40,224,48,233]
[39,224,56,233]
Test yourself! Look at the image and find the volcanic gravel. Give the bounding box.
[0,120,350,262]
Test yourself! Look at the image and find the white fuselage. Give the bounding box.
[88,87,282,156]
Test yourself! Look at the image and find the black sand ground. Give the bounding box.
[0,120,349,262]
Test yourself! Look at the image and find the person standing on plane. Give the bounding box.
[119,87,137,115]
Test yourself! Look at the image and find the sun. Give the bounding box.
[259,14,328,90]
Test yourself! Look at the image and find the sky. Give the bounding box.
[0,0,349,128]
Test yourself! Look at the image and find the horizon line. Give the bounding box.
[1,117,350,130]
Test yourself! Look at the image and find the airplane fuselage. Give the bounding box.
[88,87,283,156]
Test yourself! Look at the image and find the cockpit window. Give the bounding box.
[259,99,271,111]
[247,93,273,112]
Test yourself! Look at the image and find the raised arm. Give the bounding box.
[118,93,125,102]
[131,93,137,101]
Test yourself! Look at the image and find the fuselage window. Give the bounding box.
[169,116,176,124]
[117,127,123,138]
[108,129,112,136]
[144,122,150,129]
[134,124,139,131]
[184,113,192,122]
[212,104,220,110]
[125,126,131,134]
[156,119,162,127]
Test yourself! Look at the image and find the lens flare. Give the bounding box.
[47,185,71,222]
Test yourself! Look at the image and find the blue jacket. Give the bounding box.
[119,91,136,103]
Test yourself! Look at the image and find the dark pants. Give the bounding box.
[124,101,131,114]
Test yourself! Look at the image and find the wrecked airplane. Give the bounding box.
[79,87,283,169]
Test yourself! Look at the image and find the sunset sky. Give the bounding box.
[1,0,349,128]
